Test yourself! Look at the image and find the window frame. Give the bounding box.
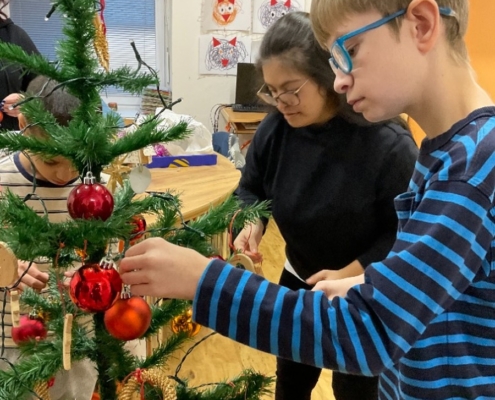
[4,1,170,117]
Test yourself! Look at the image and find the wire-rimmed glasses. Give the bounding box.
[256,79,309,107]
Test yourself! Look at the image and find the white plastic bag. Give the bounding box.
[141,108,213,156]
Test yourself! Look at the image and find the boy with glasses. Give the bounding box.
[119,0,495,398]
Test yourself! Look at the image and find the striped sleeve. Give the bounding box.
[193,177,495,375]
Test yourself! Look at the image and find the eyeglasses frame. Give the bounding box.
[329,7,458,74]
[256,79,310,107]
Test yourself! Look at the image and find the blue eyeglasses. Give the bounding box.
[329,7,458,74]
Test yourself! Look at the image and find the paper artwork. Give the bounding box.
[199,34,251,75]
[201,0,252,32]
[252,0,304,34]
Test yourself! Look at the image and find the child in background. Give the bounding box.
[0,75,97,399]
[119,0,495,398]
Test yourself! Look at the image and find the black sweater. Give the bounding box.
[0,18,39,130]
[238,112,418,280]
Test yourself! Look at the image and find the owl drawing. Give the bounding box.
[258,0,298,29]
[212,0,242,26]
[205,37,248,71]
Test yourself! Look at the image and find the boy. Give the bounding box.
[0,75,97,399]
[119,0,495,398]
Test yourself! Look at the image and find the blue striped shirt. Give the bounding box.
[193,107,495,399]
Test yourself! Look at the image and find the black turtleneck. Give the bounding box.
[239,111,418,280]
[0,18,39,131]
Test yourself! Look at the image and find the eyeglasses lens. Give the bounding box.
[257,92,278,106]
[277,93,299,106]
[332,45,349,72]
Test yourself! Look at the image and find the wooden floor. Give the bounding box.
[162,221,335,400]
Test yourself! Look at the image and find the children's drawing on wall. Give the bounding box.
[201,0,252,32]
[199,34,251,75]
[252,0,303,33]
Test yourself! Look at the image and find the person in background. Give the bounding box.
[232,12,417,400]
[0,76,97,400]
[119,0,495,398]
[0,0,39,130]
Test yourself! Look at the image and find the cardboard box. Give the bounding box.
[147,153,218,168]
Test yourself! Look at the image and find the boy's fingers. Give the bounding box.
[120,269,149,285]
[124,241,149,258]
[20,275,48,290]
[128,284,149,297]
[119,256,142,273]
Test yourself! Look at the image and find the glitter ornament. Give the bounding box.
[171,308,201,337]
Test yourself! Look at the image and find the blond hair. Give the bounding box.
[310,0,469,61]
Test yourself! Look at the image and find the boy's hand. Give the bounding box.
[119,237,211,300]
[312,274,365,300]
[1,94,23,118]
[17,261,49,291]
[233,220,264,263]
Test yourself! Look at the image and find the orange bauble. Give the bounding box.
[103,297,151,341]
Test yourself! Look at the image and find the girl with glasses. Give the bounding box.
[232,11,418,400]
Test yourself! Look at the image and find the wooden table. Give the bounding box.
[146,153,240,221]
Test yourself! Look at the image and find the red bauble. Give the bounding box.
[104,297,152,341]
[69,262,122,313]
[0,110,3,123]
[11,315,47,344]
[67,172,114,221]
[130,214,146,241]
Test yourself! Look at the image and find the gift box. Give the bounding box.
[146,153,218,168]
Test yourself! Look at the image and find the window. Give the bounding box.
[9,0,169,116]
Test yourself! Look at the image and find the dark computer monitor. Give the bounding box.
[233,63,271,112]
[235,63,263,106]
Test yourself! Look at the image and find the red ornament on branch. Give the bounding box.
[11,315,47,345]
[69,261,122,313]
[104,296,151,341]
[130,214,146,242]
[67,172,114,221]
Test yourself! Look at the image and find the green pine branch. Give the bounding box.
[0,0,273,398]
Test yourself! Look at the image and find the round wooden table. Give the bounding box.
[146,154,240,221]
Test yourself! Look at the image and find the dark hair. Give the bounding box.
[26,76,80,127]
[256,11,409,129]
[0,0,8,21]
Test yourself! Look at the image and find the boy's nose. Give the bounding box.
[333,69,353,94]
[57,167,77,183]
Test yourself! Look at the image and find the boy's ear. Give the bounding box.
[406,0,442,54]
[18,113,28,130]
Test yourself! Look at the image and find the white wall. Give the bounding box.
[169,1,312,131]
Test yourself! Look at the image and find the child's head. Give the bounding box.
[256,11,351,127]
[19,76,80,185]
[309,0,469,123]
[311,0,468,63]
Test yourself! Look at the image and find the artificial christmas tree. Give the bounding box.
[0,1,271,399]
